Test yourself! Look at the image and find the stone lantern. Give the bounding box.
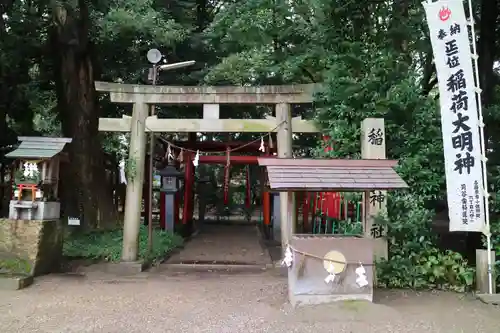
[158,165,183,231]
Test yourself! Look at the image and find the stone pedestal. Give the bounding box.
[0,275,33,290]
[288,234,374,307]
[0,219,64,276]
[9,201,61,220]
[161,190,177,231]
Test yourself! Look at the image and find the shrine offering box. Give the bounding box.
[288,234,374,307]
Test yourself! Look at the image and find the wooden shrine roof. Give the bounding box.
[257,158,408,191]
[5,137,72,160]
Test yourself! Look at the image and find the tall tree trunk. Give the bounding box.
[50,0,116,229]
[195,0,208,32]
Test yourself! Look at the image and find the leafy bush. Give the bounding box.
[63,225,183,263]
[312,41,476,292]
[376,193,475,292]
[0,256,32,275]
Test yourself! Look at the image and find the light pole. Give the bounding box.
[146,48,195,252]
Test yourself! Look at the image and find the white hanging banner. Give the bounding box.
[423,0,485,232]
[118,158,127,185]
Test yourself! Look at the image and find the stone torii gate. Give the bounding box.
[95,81,319,262]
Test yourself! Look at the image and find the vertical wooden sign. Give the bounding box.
[361,118,388,260]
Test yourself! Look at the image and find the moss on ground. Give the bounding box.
[63,225,183,263]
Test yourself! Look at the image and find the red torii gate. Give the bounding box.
[157,141,278,229]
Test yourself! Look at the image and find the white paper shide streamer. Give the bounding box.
[118,158,127,185]
[324,262,336,284]
[167,144,174,161]
[193,150,200,167]
[258,137,265,152]
[355,264,368,288]
[282,246,293,267]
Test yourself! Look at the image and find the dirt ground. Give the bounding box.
[1,269,499,333]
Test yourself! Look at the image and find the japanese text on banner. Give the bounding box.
[423,1,484,232]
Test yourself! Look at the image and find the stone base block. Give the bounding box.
[290,293,372,308]
[0,274,33,290]
[0,219,64,276]
[477,293,500,305]
[9,201,61,220]
[103,261,148,276]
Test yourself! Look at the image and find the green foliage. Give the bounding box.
[377,247,475,292]
[209,184,256,221]
[63,225,183,263]
[375,193,474,291]
[125,157,138,182]
[335,219,363,235]
[309,5,473,290]
[0,257,33,275]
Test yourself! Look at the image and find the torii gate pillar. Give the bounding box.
[122,101,148,262]
[276,103,296,248]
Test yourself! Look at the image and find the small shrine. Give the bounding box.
[5,136,72,220]
[258,157,408,305]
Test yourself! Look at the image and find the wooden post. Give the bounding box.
[187,132,197,230]
[476,249,496,294]
[52,157,59,197]
[0,163,3,215]
[361,118,388,260]
[276,103,296,248]
[41,161,48,183]
[122,101,148,262]
[182,150,193,230]
[143,156,151,226]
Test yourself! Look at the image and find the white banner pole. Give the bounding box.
[466,0,493,295]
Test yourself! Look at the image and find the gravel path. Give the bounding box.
[0,270,499,333]
[167,225,271,265]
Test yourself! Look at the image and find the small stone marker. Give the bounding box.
[361,118,388,260]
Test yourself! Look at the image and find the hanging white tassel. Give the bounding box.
[193,150,200,167]
[268,134,274,149]
[324,262,336,284]
[178,149,184,163]
[258,136,265,152]
[355,263,368,288]
[281,246,293,267]
[118,158,127,185]
[22,162,28,177]
[167,144,174,161]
